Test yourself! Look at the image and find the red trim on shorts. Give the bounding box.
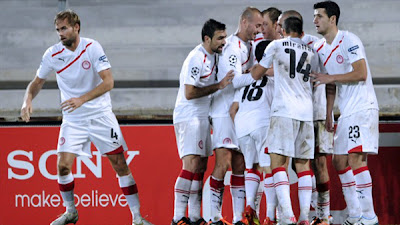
[193,172,204,181]
[272,167,286,175]
[52,48,65,57]
[348,145,363,153]
[179,170,195,180]
[57,42,92,74]
[353,166,369,175]
[316,181,330,192]
[264,173,273,179]
[121,184,138,195]
[297,170,312,178]
[231,174,245,186]
[338,166,352,175]
[210,176,225,189]
[59,181,75,192]
[264,147,268,154]
[105,146,124,155]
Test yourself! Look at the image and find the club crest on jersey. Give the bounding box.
[229,55,237,67]
[223,138,232,144]
[336,55,344,64]
[198,140,203,149]
[59,137,65,146]
[82,60,91,70]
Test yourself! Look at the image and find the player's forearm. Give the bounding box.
[80,78,114,103]
[185,83,220,100]
[331,59,367,83]
[251,64,268,80]
[23,77,45,103]
[232,73,254,88]
[326,83,336,115]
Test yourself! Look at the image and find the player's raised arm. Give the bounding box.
[20,76,46,122]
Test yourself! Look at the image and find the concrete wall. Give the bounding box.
[1,0,399,120]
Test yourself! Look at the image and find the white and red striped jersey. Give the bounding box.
[173,44,218,123]
[314,30,378,117]
[37,37,112,120]
[259,37,319,121]
[210,34,255,118]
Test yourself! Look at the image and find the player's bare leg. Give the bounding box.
[294,159,313,224]
[231,151,246,224]
[209,148,232,224]
[311,153,331,224]
[107,152,153,225]
[50,152,78,225]
[348,153,378,225]
[333,155,361,224]
[270,153,296,225]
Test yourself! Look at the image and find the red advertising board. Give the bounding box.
[1,123,399,225]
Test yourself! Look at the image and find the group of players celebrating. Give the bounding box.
[172,1,379,225]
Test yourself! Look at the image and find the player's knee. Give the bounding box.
[348,153,364,169]
[58,163,71,176]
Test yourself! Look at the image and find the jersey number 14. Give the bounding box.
[285,48,311,82]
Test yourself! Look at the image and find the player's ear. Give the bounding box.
[204,35,211,44]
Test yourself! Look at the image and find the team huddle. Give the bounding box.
[172,1,379,225]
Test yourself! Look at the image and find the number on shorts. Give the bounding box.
[111,128,118,140]
[284,48,311,82]
[241,76,268,102]
[348,125,360,139]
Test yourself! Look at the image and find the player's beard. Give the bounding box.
[62,35,77,47]
[212,44,224,54]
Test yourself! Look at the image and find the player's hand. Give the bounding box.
[310,72,334,87]
[325,115,334,133]
[21,101,33,122]
[61,97,85,113]
[219,70,234,89]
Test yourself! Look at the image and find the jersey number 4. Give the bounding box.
[241,76,268,102]
[285,48,311,82]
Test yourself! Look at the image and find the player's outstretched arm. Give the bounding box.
[185,70,234,100]
[251,64,269,80]
[21,76,46,122]
[61,68,114,113]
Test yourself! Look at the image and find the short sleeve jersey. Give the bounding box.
[37,37,112,120]
[259,37,318,121]
[303,34,328,121]
[233,76,271,138]
[210,34,255,118]
[173,44,218,123]
[314,30,378,117]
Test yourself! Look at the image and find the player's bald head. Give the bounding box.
[281,10,303,23]
[240,7,262,22]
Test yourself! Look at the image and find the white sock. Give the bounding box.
[245,169,261,210]
[297,171,312,222]
[273,167,294,219]
[264,173,277,221]
[173,170,194,221]
[210,176,224,222]
[311,173,318,209]
[338,167,361,218]
[118,173,141,222]
[188,172,204,222]
[316,182,330,220]
[231,174,245,223]
[58,173,76,213]
[353,166,376,219]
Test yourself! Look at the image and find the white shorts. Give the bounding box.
[57,112,128,157]
[211,116,239,151]
[314,121,334,154]
[334,109,379,155]
[174,118,212,159]
[266,116,314,159]
[238,126,271,169]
